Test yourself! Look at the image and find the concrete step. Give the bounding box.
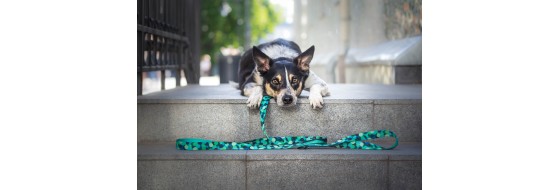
[138,142,421,190]
[138,84,421,143]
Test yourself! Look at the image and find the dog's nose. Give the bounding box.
[282,96,293,104]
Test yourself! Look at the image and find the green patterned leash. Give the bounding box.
[177,96,398,150]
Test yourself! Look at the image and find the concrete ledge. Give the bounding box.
[137,84,421,104]
[138,84,422,143]
[374,104,422,142]
[138,143,247,160]
[138,143,421,161]
[247,142,421,161]
[138,160,245,190]
[138,102,422,143]
[247,160,388,189]
[390,161,422,190]
[138,143,421,190]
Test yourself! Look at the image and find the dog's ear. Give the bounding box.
[295,45,314,72]
[253,46,271,74]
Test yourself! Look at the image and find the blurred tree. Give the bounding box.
[200,0,281,62]
[384,0,422,40]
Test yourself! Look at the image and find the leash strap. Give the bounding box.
[260,96,271,139]
[177,96,398,150]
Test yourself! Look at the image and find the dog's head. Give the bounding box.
[253,45,315,107]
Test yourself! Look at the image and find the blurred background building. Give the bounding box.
[140,0,422,94]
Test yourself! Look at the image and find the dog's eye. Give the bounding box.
[271,79,279,85]
[291,78,298,84]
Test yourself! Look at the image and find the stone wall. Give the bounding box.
[292,0,422,84]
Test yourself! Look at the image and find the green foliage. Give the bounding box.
[250,0,280,43]
[200,0,281,61]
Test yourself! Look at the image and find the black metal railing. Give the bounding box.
[137,0,200,95]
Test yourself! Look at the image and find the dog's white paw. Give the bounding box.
[247,93,263,109]
[309,92,324,109]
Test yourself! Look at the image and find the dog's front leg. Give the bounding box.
[244,83,263,109]
[305,71,330,109]
[309,84,329,109]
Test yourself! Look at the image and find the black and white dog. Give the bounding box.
[238,38,330,109]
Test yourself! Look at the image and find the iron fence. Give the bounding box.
[137,0,200,95]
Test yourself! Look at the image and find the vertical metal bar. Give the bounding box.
[160,0,166,70]
[176,66,181,87]
[193,0,201,84]
[173,0,185,86]
[172,0,177,33]
[189,0,201,84]
[163,0,168,70]
[143,0,148,70]
[163,0,167,31]
[155,0,160,69]
[172,0,180,87]
[165,0,170,69]
[137,0,143,95]
[161,70,165,90]
[142,0,148,26]
[190,0,194,84]
[176,0,181,86]
[146,0,152,68]
[173,0,179,86]
[182,1,193,83]
[155,0,159,27]
[186,0,193,85]
[149,0,158,68]
[138,72,143,95]
[167,0,172,79]
[178,0,185,84]
[137,0,140,24]
[179,0,182,78]
[138,29,143,95]
[151,0,160,90]
[149,0,155,26]
[175,38,181,86]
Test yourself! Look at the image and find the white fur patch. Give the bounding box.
[246,85,263,109]
[261,45,299,59]
[252,69,263,85]
[309,87,324,109]
[284,66,292,93]
[301,71,329,109]
[304,71,329,95]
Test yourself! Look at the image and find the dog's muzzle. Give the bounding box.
[282,95,293,105]
[277,94,297,107]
